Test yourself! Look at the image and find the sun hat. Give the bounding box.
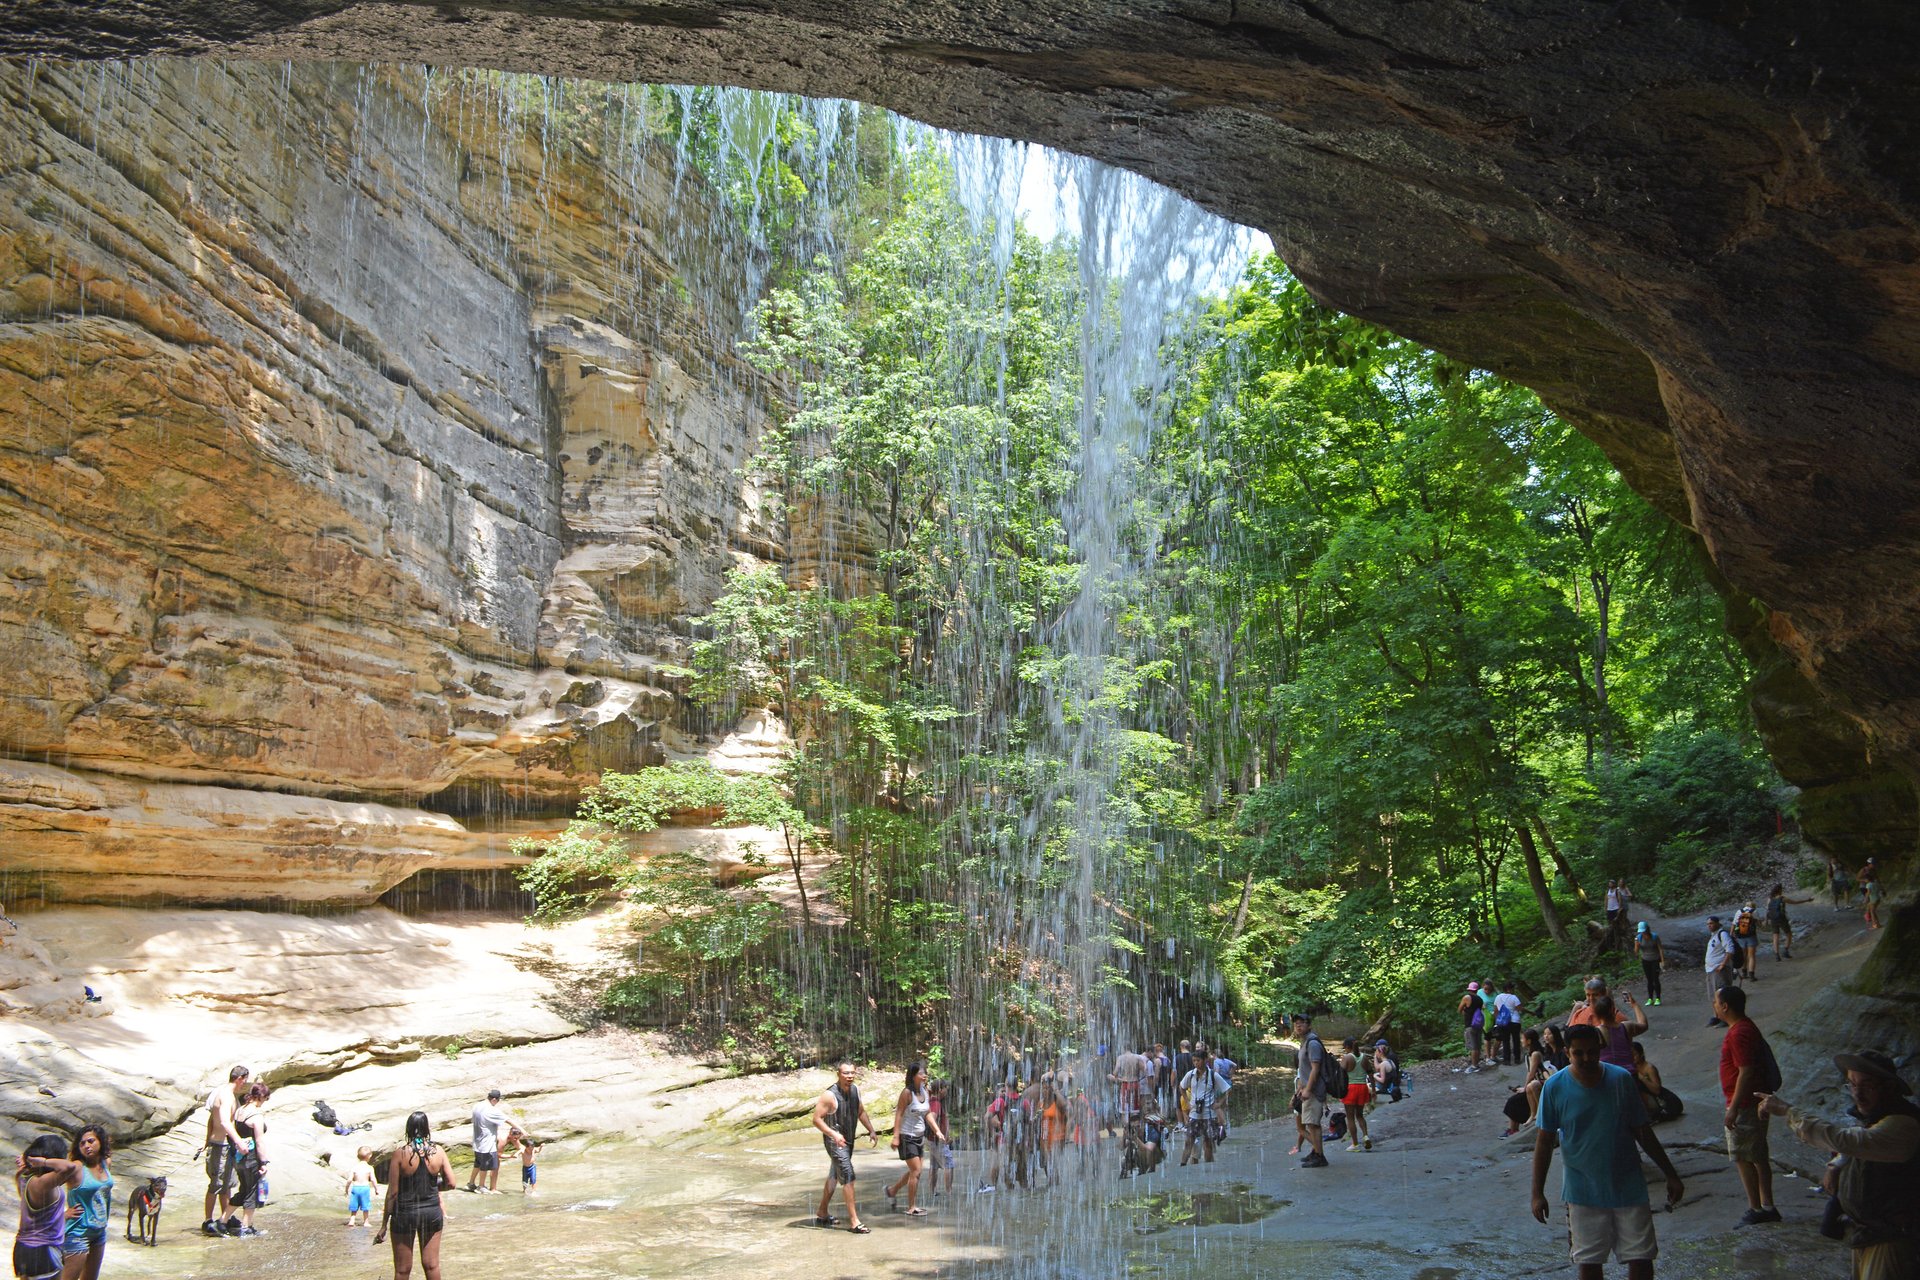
[1467,981,1480,991]
[1834,1051,1912,1095]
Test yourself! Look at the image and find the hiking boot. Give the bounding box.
[1300,1152,1329,1168]
[202,1220,226,1238]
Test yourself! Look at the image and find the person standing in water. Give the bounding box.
[58,1125,113,1280]
[813,1062,879,1233]
[14,1135,79,1280]
[201,1064,249,1237]
[373,1112,454,1280]
[885,1062,945,1216]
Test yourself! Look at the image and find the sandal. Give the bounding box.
[848,1223,871,1234]
[813,1216,837,1227]
[905,1207,928,1217]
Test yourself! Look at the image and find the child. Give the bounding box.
[515,1131,541,1195]
[345,1146,378,1226]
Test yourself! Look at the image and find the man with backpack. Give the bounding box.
[1292,1013,1333,1168]
[1177,1049,1231,1166]
[1703,917,1739,1027]
[1714,986,1782,1226]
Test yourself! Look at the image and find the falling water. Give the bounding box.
[0,53,1261,1275]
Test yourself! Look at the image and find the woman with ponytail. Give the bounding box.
[373,1113,453,1280]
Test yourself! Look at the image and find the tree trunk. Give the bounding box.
[1515,822,1571,946]
[1530,813,1589,909]
[1227,863,1256,941]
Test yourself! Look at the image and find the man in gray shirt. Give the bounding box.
[1293,1013,1331,1168]
[466,1088,522,1193]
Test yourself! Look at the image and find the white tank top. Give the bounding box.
[900,1086,931,1138]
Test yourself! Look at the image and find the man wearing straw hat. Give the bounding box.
[1757,1050,1920,1279]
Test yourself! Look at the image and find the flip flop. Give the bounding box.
[905,1207,928,1217]
[848,1223,871,1234]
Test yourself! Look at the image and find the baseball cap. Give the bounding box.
[1636,921,1649,933]
[1467,981,1480,991]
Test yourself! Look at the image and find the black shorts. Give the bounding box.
[390,1208,444,1250]
[472,1151,499,1172]
[14,1242,63,1280]
[823,1136,856,1186]
[899,1135,925,1162]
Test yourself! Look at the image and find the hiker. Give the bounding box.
[1756,1050,1920,1280]
[1762,883,1811,960]
[1732,905,1762,981]
[1178,1049,1230,1166]
[1292,1014,1331,1168]
[372,1112,455,1280]
[1703,917,1738,1026]
[230,1082,270,1236]
[1590,994,1648,1071]
[1569,976,1611,1028]
[1515,1027,1553,1128]
[813,1062,879,1231]
[1862,865,1884,930]
[1631,1042,1680,1124]
[1370,1040,1403,1101]
[1633,922,1665,1006]
[465,1089,522,1194]
[1605,880,1626,929]
[60,1124,113,1280]
[1827,858,1851,911]
[1530,1024,1685,1279]
[1495,981,1524,1065]
[926,1079,953,1198]
[1714,985,1781,1226]
[884,1061,944,1215]
[14,1134,79,1280]
[1460,982,1488,1071]
[1339,1045,1373,1151]
[201,1064,250,1237]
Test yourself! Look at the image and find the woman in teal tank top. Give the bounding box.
[59,1125,113,1280]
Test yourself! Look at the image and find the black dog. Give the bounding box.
[124,1175,167,1246]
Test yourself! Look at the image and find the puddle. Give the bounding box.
[1111,1183,1287,1234]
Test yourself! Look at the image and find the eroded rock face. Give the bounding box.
[0,61,799,902]
[12,4,1918,869]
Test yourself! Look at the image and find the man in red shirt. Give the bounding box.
[1714,986,1780,1225]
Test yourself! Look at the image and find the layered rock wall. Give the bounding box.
[0,62,795,903]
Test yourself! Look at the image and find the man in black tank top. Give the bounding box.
[812,1062,878,1233]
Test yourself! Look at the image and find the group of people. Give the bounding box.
[9,1127,112,1280]
[1828,857,1887,930]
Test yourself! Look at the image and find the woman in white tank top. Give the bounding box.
[885,1062,945,1215]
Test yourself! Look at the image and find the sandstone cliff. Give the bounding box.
[0,63,799,903]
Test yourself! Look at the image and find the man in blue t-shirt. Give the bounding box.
[1531,1024,1685,1277]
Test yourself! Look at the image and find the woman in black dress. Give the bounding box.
[373,1112,454,1280]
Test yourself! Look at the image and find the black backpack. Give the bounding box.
[1317,1038,1349,1095]
[312,1100,339,1128]
[1753,1034,1784,1095]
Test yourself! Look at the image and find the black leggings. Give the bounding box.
[1642,960,1662,1001]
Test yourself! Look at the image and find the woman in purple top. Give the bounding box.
[1589,993,1649,1070]
[13,1134,79,1280]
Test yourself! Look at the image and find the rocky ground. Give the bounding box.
[0,893,1887,1279]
